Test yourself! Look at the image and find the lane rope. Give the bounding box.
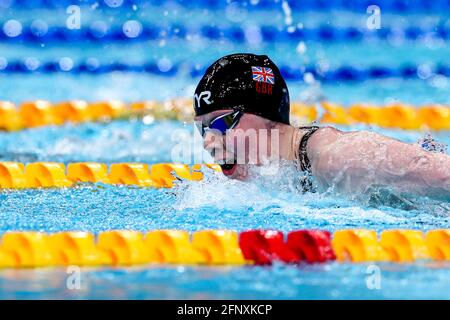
[1,100,449,131]
[0,162,222,189]
[1,59,449,82]
[2,0,450,13]
[2,23,449,43]
[0,229,448,268]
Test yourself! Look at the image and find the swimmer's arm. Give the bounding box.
[308,127,450,197]
[374,135,450,196]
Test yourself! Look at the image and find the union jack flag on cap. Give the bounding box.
[251,66,275,84]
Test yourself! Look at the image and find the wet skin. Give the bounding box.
[195,110,450,199]
[195,109,297,180]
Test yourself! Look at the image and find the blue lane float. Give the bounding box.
[0,58,448,82]
[2,22,450,44]
[3,0,450,12]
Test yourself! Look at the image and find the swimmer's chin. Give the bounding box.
[220,163,248,180]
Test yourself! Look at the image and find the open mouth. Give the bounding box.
[220,163,237,176]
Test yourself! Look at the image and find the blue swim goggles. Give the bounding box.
[198,110,243,136]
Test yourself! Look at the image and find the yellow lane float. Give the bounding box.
[54,100,92,123]
[418,105,450,130]
[320,101,356,125]
[380,230,429,262]
[426,230,450,261]
[49,232,109,266]
[332,229,389,262]
[19,100,58,127]
[145,230,205,264]
[0,99,449,131]
[192,230,246,265]
[97,231,149,265]
[0,229,448,269]
[0,162,222,189]
[1,232,55,268]
[0,162,26,188]
[109,163,157,187]
[88,101,127,121]
[347,103,381,125]
[378,103,421,130]
[150,163,193,187]
[25,162,72,188]
[67,162,110,184]
[0,101,22,131]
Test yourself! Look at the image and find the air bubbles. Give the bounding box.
[225,1,248,23]
[417,133,447,153]
[0,57,7,70]
[122,20,142,38]
[303,72,316,84]
[429,74,448,88]
[316,60,330,74]
[3,20,22,38]
[296,41,307,54]
[104,0,123,8]
[24,57,40,71]
[90,21,108,38]
[86,57,100,71]
[59,57,74,71]
[244,25,262,45]
[387,27,405,46]
[417,64,433,80]
[30,20,48,37]
[175,266,186,274]
[281,0,293,26]
[142,115,154,125]
[157,58,173,73]
[287,26,296,33]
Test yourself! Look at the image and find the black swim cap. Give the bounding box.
[193,53,290,124]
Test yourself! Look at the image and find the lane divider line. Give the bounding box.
[1,100,449,131]
[1,59,450,82]
[0,162,221,189]
[3,23,450,44]
[0,229,448,268]
[0,0,447,13]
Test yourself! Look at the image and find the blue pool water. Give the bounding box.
[0,121,449,299]
[1,1,450,299]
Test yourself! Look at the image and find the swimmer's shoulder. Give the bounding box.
[308,126,342,150]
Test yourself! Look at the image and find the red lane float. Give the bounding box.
[287,230,336,263]
[239,230,336,265]
[239,230,298,265]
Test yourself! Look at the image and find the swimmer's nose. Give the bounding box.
[203,131,235,163]
[203,130,223,150]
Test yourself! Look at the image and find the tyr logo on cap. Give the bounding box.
[194,91,212,109]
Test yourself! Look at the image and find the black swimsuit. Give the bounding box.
[297,126,320,191]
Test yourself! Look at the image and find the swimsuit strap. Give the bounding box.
[298,126,320,172]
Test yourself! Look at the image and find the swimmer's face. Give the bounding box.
[195,110,274,180]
